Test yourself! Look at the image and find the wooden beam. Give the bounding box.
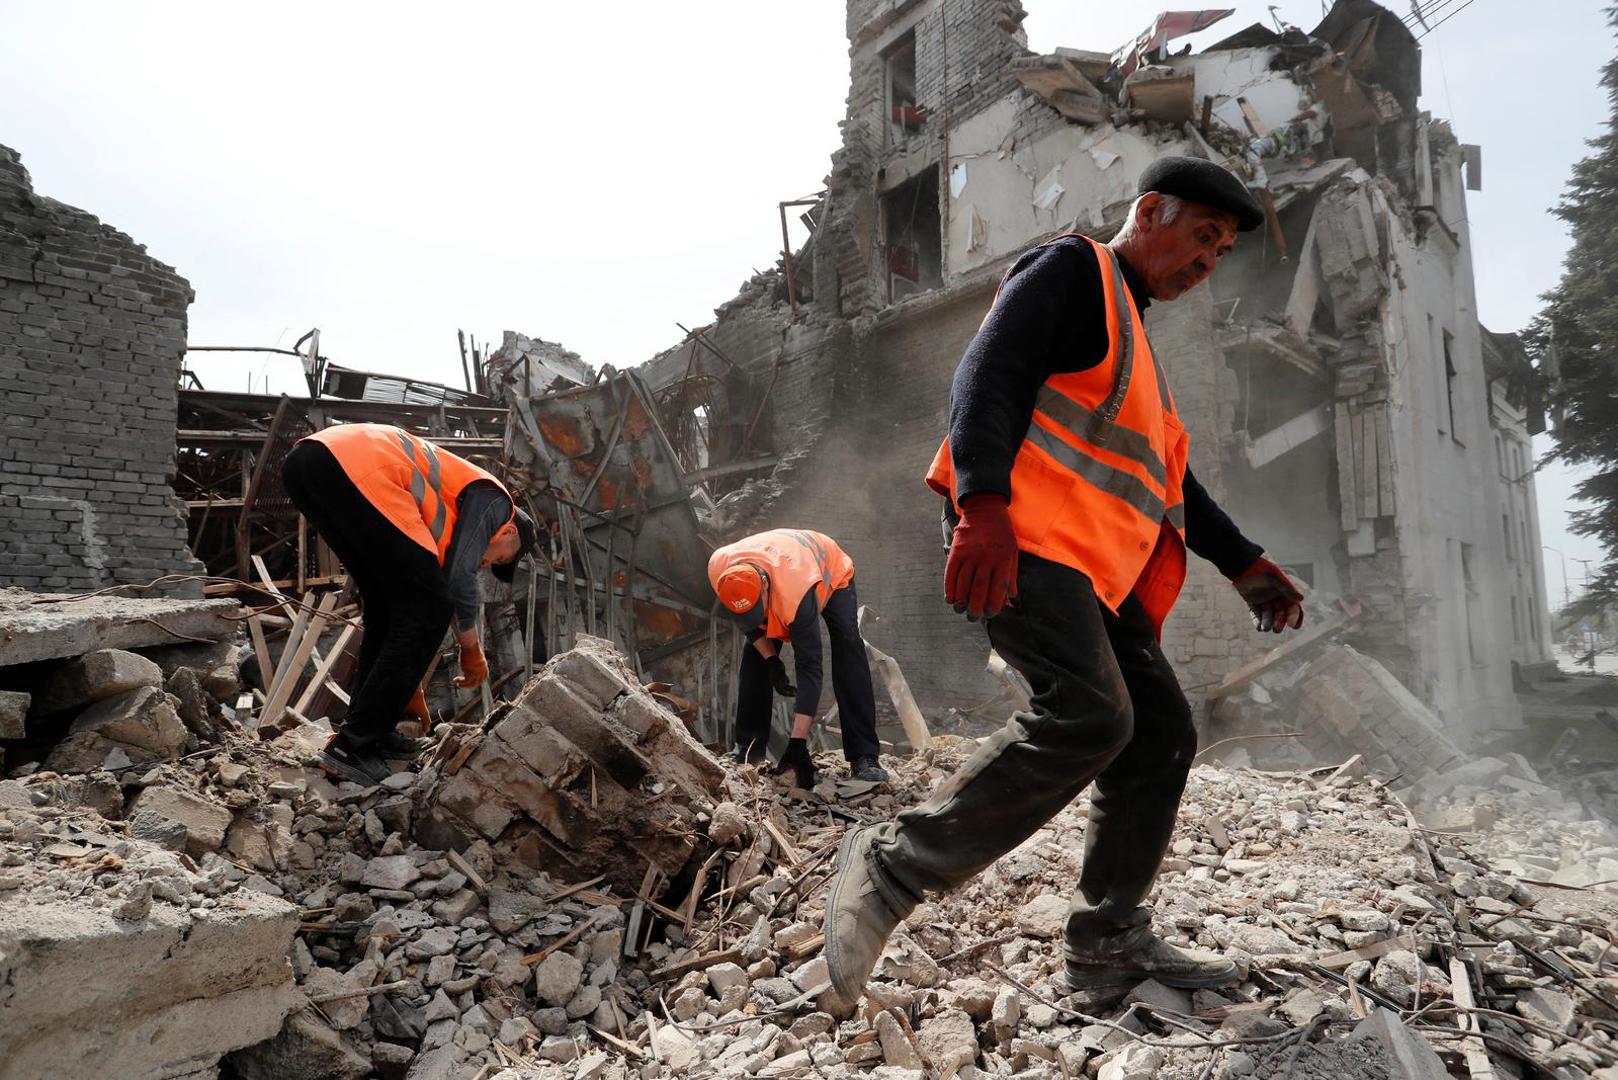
[293,622,356,719]
[262,592,337,728]
[1206,598,1365,701]
[235,397,291,581]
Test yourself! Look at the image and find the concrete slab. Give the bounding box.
[0,590,240,668]
[0,877,297,1080]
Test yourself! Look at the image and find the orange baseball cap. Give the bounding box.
[715,564,764,614]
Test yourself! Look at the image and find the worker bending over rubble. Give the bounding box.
[282,423,535,787]
[708,528,889,788]
[822,158,1307,1011]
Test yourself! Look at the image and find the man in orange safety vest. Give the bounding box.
[821,157,1308,1012]
[708,529,889,788]
[282,423,535,786]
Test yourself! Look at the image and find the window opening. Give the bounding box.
[882,165,942,302]
[1443,330,1461,445]
[883,31,923,146]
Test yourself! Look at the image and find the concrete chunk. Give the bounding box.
[44,685,187,773]
[422,638,726,895]
[0,593,241,667]
[0,869,298,1080]
[917,1008,978,1078]
[32,649,163,715]
[0,689,28,739]
[1348,1008,1451,1080]
[128,784,234,856]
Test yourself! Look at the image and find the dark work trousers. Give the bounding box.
[734,582,882,763]
[867,551,1197,949]
[281,441,452,747]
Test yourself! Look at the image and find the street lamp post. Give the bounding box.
[1543,544,1572,611]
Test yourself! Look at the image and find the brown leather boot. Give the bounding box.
[819,824,914,1015]
[1060,929,1238,991]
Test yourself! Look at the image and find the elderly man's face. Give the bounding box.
[1130,193,1240,301]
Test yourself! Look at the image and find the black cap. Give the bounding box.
[491,508,537,583]
[1137,156,1265,232]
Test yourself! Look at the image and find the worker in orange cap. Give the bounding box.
[708,529,889,788]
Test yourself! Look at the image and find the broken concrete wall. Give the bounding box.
[0,592,242,773]
[1212,642,1467,782]
[420,636,726,894]
[828,0,1032,315]
[0,145,205,596]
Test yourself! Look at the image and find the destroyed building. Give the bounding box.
[5,9,1618,1080]
[636,0,1553,745]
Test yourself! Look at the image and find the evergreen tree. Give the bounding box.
[1528,5,1618,612]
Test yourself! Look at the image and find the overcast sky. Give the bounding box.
[1,0,1609,605]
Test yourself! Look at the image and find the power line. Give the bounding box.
[1419,0,1479,38]
[1402,0,1463,29]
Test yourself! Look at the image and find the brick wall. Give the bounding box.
[0,145,203,596]
[826,0,1032,317]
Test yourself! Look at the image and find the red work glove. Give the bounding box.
[1232,557,1305,633]
[405,688,432,729]
[453,642,489,689]
[944,494,1019,620]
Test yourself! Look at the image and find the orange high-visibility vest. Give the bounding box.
[927,235,1190,637]
[303,423,515,565]
[707,529,856,641]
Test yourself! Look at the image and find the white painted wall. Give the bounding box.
[1378,136,1523,736]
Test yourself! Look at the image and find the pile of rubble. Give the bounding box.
[1407,754,1618,890]
[6,622,1618,1080]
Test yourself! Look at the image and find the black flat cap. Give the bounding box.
[1138,156,1265,232]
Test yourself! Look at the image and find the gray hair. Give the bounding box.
[1114,191,1183,244]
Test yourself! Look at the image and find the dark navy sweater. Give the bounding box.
[947,235,1262,579]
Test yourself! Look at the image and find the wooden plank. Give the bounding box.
[446,849,486,893]
[1449,956,1499,1080]
[867,643,931,752]
[265,601,311,703]
[762,818,802,867]
[785,932,826,961]
[262,592,337,728]
[1206,598,1364,701]
[247,614,274,693]
[1335,402,1359,532]
[649,946,744,983]
[235,397,291,580]
[1317,933,1413,970]
[521,912,601,967]
[293,623,356,719]
[1316,754,1364,790]
[252,555,297,616]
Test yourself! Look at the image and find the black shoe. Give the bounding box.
[1060,932,1239,990]
[316,734,392,787]
[851,756,889,783]
[373,729,428,760]
[732,742,769,766]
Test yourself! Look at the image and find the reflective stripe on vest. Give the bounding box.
[790,529,836,592]
[394,429,450,546]
[1023,245,1176,527]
